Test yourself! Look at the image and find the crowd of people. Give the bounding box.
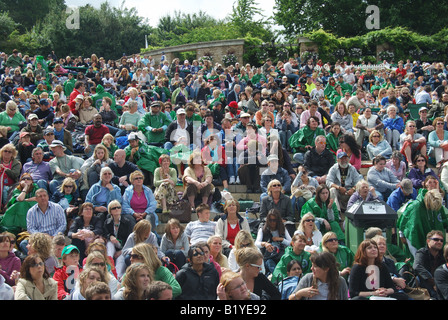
[0,48,448,301]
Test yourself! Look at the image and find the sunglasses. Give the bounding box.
[250,263,263,270]
[91,262,106,267]
[30,262,45,268]
[64,185,74,188]
[193,250,205,257]
[417,159,426,162]
[304,219,315,223]
[130,254,143,260]
[111,206,121,210]
[3,150,12,153]
[325,238,338,243]
[272,184,282,187]
[430,238,444,243]
[133,176,144,180]
[372,135,380,138]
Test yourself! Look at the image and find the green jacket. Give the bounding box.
[271,246,311,284]
[124,140,168,173]
[138,111,171,144]
[0,111,26,132]
[326,132,343,159]
[301,197,345,241]
[397,189,448,251]
[63,78,76,97]
[0,184,38,230]
[289,126,326,153]
[329,245,354,274]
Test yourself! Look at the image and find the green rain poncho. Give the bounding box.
[397,188,448,251]
[301,197,345,242]
[124,140,168,173]
[138,111,171,145]
[288,125,326,153]
[0,184,38,230]
[271,246,311,284]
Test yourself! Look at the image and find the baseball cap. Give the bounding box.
[128,132,139,141]
[19,131,30,139]
[49,140,66,150]
[61,245,79,257]
[240,113,250,118]
[176,108,186,115]
[75,94,84,100]
[28,113,38,120]
[337,151,348,159]
[228,101,238,109]
[39,99,49,106]
[44,128,54,135]
[53,117,64,124]
[419,107,428,112]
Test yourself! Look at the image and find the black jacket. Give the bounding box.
[175,262,219,300]
[304,147,335,177]
[103,214,135,246]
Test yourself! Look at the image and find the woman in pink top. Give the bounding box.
[236,123,267,155]
[299,100,323,129]
[337,134,362,171]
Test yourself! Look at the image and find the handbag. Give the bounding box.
[402,271,431,300]
[165,199,192,223]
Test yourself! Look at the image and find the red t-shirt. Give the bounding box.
[226,221,240,246]
[85,124,109,145]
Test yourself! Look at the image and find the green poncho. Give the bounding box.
[138,111,171,144]
[271,246,311,284]
[288,126,326,153]
[0,184,38,230]
[124,140,168,173]
[397,189,448,251]
[301,197,345,242]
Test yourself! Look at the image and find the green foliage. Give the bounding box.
[274,0,448,38]
[304,27,448,63]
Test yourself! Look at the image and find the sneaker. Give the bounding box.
[235,177,241,184]
[229,176,235,184]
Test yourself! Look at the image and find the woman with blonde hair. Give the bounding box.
[236,247,281,300]
[321,231,354,279]
[85,250,119,295]
[366,130,392,160]
[0,143,21,198]
[26,232,59,276]
[81,144,113,189]
[217,271,260,300]
[228,230,264,273]
[295,212,322,253]
[399,120,426,167]
[207,235,229,269]
[114,263,152,300]
[215,199,250,254]
[127,242,181,298]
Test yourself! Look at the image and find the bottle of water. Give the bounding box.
[245,208,249,220]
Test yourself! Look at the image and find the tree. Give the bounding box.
[228,0,274,41]
[273,0,448,38]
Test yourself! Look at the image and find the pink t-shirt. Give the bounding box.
[130,190,148,213]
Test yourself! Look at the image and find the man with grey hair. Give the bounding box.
[303,135,335,184]
[386,178,418,212]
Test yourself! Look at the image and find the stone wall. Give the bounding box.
[141,39,245,67]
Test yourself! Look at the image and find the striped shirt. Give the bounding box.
[185,220,216,246]
[26,201,67,236]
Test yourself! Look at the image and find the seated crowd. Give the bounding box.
[0,50,448,301]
